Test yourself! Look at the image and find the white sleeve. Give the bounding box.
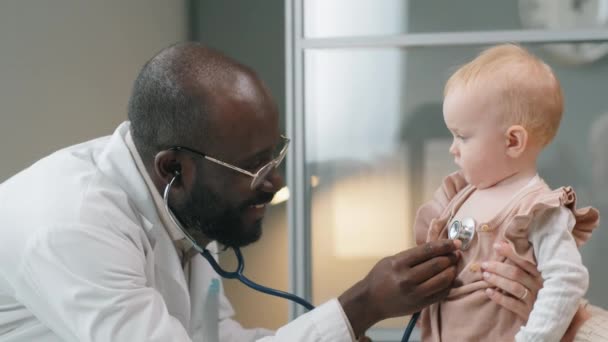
[256,299,356,342]
[218,289,354,342]
[217,283,274,341]
[515,207,588,342]
[219,318,274,341]
[15,224,192,342]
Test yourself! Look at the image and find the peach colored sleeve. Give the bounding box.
[414,171,468,245]
[559,186,600,247]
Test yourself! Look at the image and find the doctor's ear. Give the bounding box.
[504,125,528,158]
[154,150,185,185]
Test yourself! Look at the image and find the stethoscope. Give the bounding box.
[202,244,315,311]
[163,171,472,341]
[163,172,315,313]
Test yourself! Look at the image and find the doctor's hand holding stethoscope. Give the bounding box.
[337,239,461,338]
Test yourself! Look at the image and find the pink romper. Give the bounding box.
[414,172,599,341]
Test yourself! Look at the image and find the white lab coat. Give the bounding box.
[0,122,354,341]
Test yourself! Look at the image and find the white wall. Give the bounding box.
[0,0,188,181]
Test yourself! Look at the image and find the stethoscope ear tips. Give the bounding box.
[448,217,476,250]
[171,163,182,178]
[166,167,182,188]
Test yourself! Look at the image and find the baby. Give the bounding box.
[414,44,600,341]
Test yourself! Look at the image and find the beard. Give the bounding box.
[170,177,271,249]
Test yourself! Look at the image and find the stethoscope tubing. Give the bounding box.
[164,173,314,312]
[200,247,315,311]
[401,311,420,342]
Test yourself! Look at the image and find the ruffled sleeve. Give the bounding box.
[414,171,469,245]
[504,186,600,251]
[561,186,600,247]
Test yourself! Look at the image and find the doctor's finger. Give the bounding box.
[415,264,458,297]
[417,286,452,311]
[398,240,460,267]
[409,254,459,284]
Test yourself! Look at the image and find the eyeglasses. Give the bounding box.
[168,135,290,190]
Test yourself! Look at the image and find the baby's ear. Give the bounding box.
[504,125,528,158]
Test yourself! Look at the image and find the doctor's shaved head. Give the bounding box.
[127,42,281,249]
[127,42,271,163]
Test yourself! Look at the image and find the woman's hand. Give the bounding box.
[480,241,543,321]
[482,241,594,341]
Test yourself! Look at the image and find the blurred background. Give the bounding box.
[2,1,608,341]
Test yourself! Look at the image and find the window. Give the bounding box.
[287,1,608,340]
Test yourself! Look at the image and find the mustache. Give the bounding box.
[241,192,275,208]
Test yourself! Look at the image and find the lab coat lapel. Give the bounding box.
[97,122,192,330]
[150,225,192,329]
[189,252,221,341]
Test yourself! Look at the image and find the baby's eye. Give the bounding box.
[456,134,467,141]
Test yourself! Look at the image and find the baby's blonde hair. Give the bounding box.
[444,44,563,147]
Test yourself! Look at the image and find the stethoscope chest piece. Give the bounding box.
[448,217,476,250]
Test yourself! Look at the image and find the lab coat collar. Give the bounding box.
[123,127,189,246]
[95,122,193,326]
[96,122,163,242]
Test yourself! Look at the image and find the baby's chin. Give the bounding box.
[474,183,493,190]
[473,177,506,189]
[463,174,493,189]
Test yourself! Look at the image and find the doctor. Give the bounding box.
[0,42,463,341]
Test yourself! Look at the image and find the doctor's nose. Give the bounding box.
[258,168,284,193]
